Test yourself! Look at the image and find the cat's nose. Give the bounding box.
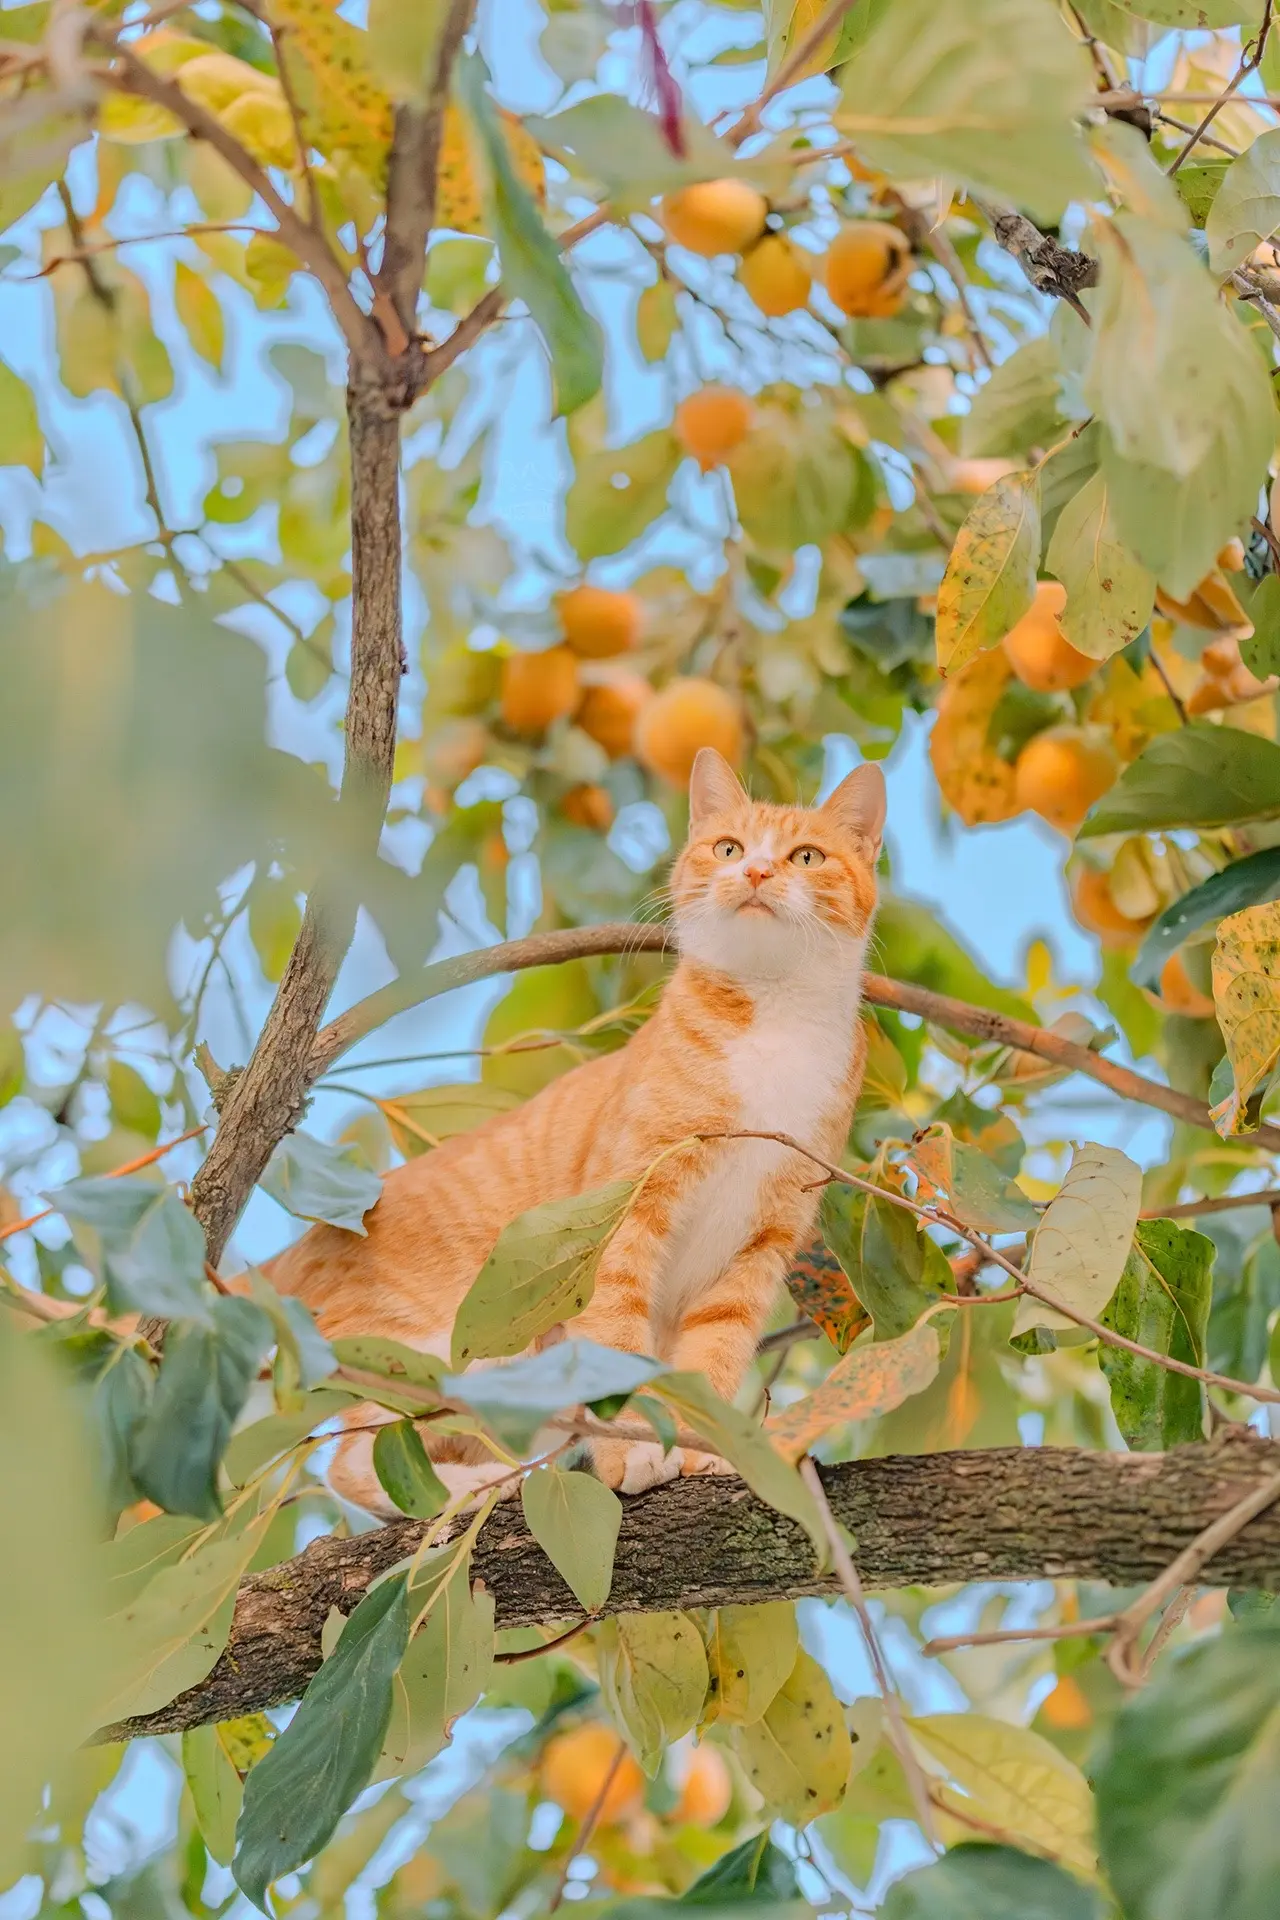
[744,860,773,887]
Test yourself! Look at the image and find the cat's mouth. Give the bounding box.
[736,897,776,915]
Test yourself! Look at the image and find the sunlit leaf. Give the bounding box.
[907,1123,1040,1232]
[264,0,392,180]
[704,1602,799,1728]
[1211,900,1280,1134]
[767,1320,942,1460]
[636,277,679,362]
[598,1610,709,1774]
[1081,724,1280,838]
[451,1180,635,1367]
[935,473,1040,676]
[522,1465,622,1613]
[908,1711,1097,1877]
[378,1081,523,1158]
[566,428,681,560]
[1045,471,1155,661]
[372,1418,449,1519]
[0,358,42,473]
[1011,1143,1141,1346]
[259,1130,382,1234]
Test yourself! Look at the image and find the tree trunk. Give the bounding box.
[95,1432,1280,1743]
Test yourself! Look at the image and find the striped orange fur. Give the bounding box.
[264,748,886,1508]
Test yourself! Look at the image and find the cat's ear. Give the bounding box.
[689,748,746,828]
[820,762,886,854]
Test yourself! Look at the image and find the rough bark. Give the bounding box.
[96,1433,1280,1744]
[378,0,476,336]
[187,392,404,1270]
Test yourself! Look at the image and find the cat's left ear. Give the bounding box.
[820,763,886,855]
[689,748,746,828]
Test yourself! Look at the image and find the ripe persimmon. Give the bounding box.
[823,220,912,317]
[675,386,755,471]
[557,584,641,659]
[499,646,579,734]
[1002,583,1097,693]
[1071,866,1152,948]
[1157,951,1216,1020]
[421,717,490,789]
[634,677,744,786]
[661,179,768,257]
[674,1745,733,1827]
[542,1725,644,1826]
[577,675,652,759]
[738,235,812,317]
[1013,728,1116,834]
[561,783,615,831]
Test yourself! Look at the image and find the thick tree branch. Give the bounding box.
[96,1433,1280,1742]
[309,922,1280,1153]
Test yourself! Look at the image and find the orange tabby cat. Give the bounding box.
[267,748,885,1508]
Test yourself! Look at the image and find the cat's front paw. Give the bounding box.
[680,1449,735,1478]
[592,1437,684,1494]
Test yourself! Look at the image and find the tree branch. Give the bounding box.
[95,1432,1280,1742]
[975,199,1098,321]
[308,921,1280,1153]
[377,0,476,338]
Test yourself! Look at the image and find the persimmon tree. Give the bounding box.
[8,0,1280,1915]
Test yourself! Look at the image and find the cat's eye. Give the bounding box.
[713,838,743,861]
[789,846,826,868]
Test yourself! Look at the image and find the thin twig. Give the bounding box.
[800,1457,940,1850]
[495,1615,594,1666]
[1146,643,1189,724]
[1154,111,1240,159]
[549,1740,629,1910]
[0,1125,209,1243]
[727,0,860,148]
[1168,0,1273,175]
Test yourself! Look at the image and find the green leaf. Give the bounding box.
[767,1319,943,1461]
[727,403,872,555]
[935,473,1040,675]
[1175,159,1230,227]
[90,1345,154,1521]
[233,1573,410,1911]
[681,1830,801,1904]
[1132,848,1280,990]
[1241,573,1280,681]
[704,1603,798,1728]
[330,1334,444,1409]
[0,1317,109,1880]
[458,53,602,416]
[1208,1222,1280,1383]
[565,428,681,560]
[1080,724,1280,837]
[1206,127,1280,275]
[105,1060,162,1142]
[649,1371,826,1556]
[129,1297,274,1519]
[424,235,494,315]
[221,1387,353,1488]
[443,1339,660,1452]
[961,336,1064,459]
[1011,1143,1141,1347]
[882,1844,1102,1920]
[598,1611,709,1774]
[907,1123,1041,1232]
[729,1647,852,1826]
[1095,1614,1280,1920]
[451,1180,635,1367]
[372,1419,449,1519]
[521,1465,621,1612]
[528,95,742,207]
[376,1549,494,1780]
[1102,421,1270,603]
[1045,471,1155,660]
[820,1183,952,1338]
[259,1130,382,1234]
[636,278,679,362]
[0,357,42,473]
[56,1175,212,1324]
[247,1268,336,1398]
[182,1724,243,1868]
[380,1081,523,1158]
[836,0,1094,220]
[1099,1218,1212,1449]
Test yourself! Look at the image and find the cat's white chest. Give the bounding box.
[654,993,856,1338]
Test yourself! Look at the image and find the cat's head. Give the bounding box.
[671,749,885,978]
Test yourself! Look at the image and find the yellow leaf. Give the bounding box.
[766,1321,941,1461]
[245,232,300,309]
[928,646,1020,826]
[936,472,1040,676]
[0,360,43,473]
[377,1083,523,1158]
[704,1603,798,1727]
[1211,901,1280,1134]
[907,1711,1097,1878]
[220,89,299,171]
[765,0,844,81]
[264,0,394,182]
[185,141,256,223]
[1011,1142,1141,1344]
[436,101,546,236]
[730,1648,852,1826]
[98,89,185,144]
[173,260,225,373]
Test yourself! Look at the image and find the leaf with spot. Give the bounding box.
[522,1465,621,1613]
[729,1647,852,1826]
[1045,471,1155,661]
[935,473,1040,676]
[597,1611,709,1775]
[906,1123,1039,1233]
[233,1573,410,1911]
[1210,901,1280,1135]
[459,52,602,417]
[820,1181,952,1339]
[767,1319,942,1461]
[451,1180,635,1367]
[1012,1143,1141,1348]
[704,1602,798,1728]
[263,0,392,182]
[1099,1218,1212,1449]
[783,1238,870,1353]
[1095,1613,1280,1920]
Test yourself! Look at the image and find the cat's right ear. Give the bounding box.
[689,748,745,828]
